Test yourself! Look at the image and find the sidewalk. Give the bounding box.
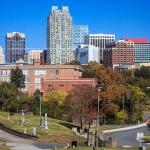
[102,123,147,134]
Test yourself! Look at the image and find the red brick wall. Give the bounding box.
[41,79,96,93]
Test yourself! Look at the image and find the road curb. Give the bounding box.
[102,123,147,134]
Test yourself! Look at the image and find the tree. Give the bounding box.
[134,66,150,79]
[10,67,25,90]
[127,85,146,123]
[116,111,128,124]
[0,82,29,112]
[82,61,100,78]
[64,85,97,130]
[95,66,127,123]
[43,90,68,105]
[65,60,81,65]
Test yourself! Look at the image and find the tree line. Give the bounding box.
[0,63,150,129]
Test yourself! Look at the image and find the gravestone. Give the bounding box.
[32,127,37,136]
[44,113,48,130]
[20,111,25,126]
[24,128,27,134]
[40,117,45,128]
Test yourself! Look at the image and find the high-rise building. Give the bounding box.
[6,32,25,63]
[84,34,115,63]
[73,25,89,49]
[0,46,4,64]
[103,40,134,69]
[122,38,150,63]
[76,44,100,65]
[134,43,150,63]
[47,6,74,65]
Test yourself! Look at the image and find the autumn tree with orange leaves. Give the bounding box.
[64,85,97,130]
[95,66,128,123]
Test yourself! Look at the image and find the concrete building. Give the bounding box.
[73,25,89,49]
[6,32,25,63]
[0,60,96,94]
[76,44,100,65]
[103,40,134,69]
[84,34,115,63]
[28,50,43,64]
[0,46,4,64]
[47,6,74,65]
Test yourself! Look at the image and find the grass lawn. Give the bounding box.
[0,111,82,144]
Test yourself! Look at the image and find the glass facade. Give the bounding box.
[6,32,25,63]
[134,43,150,63]
[73,25,89,49]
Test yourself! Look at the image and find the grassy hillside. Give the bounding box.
[0,111,81,144]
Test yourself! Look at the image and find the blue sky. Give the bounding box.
[0,0,150,51]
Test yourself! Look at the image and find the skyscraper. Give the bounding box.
[6,32,25,63]
[84,34,115,63]
[73,25,89,49]
[47,6,74,65]
[0,46,4,64]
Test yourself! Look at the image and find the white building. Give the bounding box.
[73,25,89,49]
[84,34,115,62]
[28,50,43,64]
[0,46,4,64]
[76,44,100,65]
[47,6,74,65]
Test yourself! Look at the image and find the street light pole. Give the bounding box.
[96,87,102,147]
[97,89,100,126]
[40,96,42,127]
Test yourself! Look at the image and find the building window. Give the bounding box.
[35,85,41,90]
[35,70,46,75]
[23,70,28,75]
[56,69,59,78]
[35,78,41,83]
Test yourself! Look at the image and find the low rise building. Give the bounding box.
[0,60,96,94]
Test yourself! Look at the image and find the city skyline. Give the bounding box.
[0,0,150,51]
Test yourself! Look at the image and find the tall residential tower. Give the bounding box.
[47,6,74,65]
[6,32,25,63]
[0,46,4,64]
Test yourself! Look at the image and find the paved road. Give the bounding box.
[0,129,64,150]
[103,126,150,148]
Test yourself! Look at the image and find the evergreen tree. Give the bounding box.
[10,67,25,90]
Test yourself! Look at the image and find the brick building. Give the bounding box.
[103,40,134,69]
[41,78,96,93]
[0,59,96,94]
